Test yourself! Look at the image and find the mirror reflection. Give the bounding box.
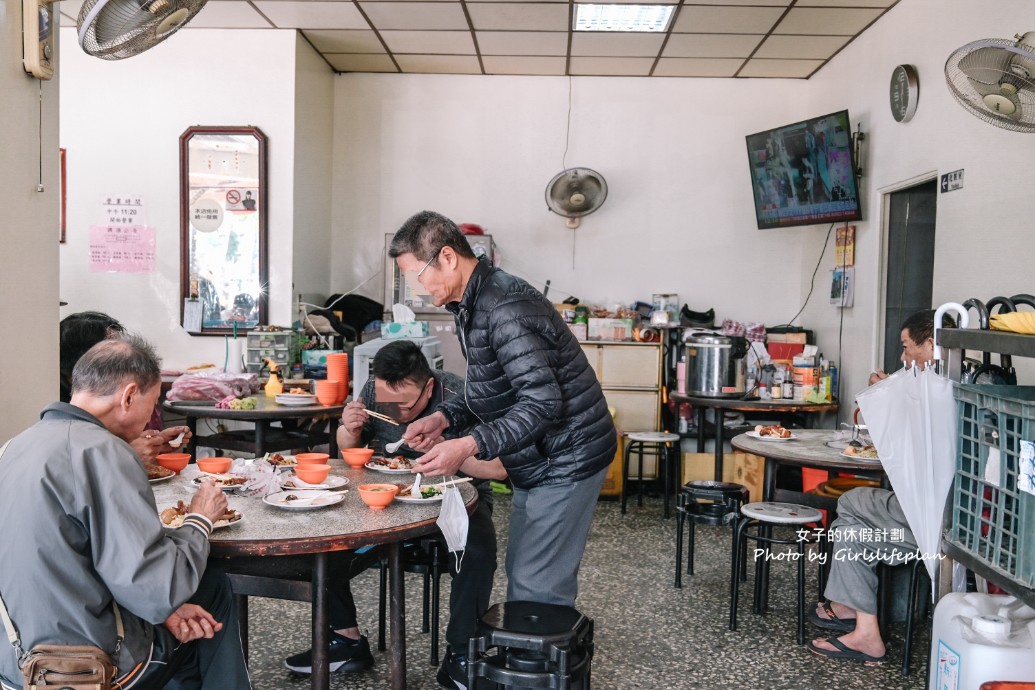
[180,126,267,334]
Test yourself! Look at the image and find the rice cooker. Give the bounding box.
[682,332,749,398]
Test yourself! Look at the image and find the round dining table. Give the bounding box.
[164,396,346,460]
[152,463,476,690]
[730,428,887,612]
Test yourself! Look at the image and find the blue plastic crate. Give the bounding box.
[948,384,1035,588]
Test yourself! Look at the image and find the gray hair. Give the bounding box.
[71,334,162,397]
[388,210,476,263]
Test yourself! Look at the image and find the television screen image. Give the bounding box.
[745,110,862,230]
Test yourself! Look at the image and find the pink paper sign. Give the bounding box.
[89,224,156,273]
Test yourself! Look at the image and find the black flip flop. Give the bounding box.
[807,601,856,633]
[807,636,885,666]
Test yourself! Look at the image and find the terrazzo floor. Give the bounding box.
[242,494,931,689]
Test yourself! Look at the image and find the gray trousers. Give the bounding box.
[505,467,608,607]
[823,487,918,615]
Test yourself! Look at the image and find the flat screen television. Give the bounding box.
[745,110,862,230]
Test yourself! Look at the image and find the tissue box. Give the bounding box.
[301,350,339,366]
[381,321,430,339]
[587,318,635,341]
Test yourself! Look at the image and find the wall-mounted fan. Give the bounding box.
[78,0,209,60]
[545,168,608,229]
[945,31,1035,132]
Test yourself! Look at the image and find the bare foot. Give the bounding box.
[811,630,885,660]
[815,601,856,623]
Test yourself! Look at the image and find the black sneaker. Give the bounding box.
[284,633,374,674]
[436,651,469,690]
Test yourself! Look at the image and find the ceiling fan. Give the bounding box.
[545,168,608,229]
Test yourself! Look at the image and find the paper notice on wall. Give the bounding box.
[90,225,156,273]
[99,195,147,227]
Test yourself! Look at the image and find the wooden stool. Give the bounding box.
[621,431,681,518]
[729,502,824,645]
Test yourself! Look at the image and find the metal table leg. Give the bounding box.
[388,541,407,690]
[312,553,329,690]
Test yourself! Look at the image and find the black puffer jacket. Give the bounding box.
[438,260,616,489]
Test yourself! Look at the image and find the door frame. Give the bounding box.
[873,170,939,372]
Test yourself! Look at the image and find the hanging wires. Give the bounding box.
[776,222,837,327]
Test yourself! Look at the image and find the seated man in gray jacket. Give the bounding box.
[0,335,252,690]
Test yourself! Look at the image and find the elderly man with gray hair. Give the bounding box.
[0,336,252,690]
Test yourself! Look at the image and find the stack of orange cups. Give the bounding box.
[326,353,349,403]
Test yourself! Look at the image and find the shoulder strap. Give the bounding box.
[0,439,123,660]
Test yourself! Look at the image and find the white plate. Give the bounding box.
[149,472,176,484]
[275,395,317,407]
[263,490,346,510]
[839,450,882,463]
[280,474,350,490]
[745,430,797,441]
[365,462,414,475]
[395,492,443,503]
[192,474,248,491]
[161,508,244,530]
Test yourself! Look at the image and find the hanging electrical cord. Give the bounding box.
[776,222,837,327]
[37,80,45,192]
[561,75,573,171]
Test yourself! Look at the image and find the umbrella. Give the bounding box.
[856,303,970,584]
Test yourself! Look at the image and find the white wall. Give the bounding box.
[291,36,335,318]
[800,0,1035,402]
[330,73,810,314]
[59,28,302,369]
[1,0,60,439]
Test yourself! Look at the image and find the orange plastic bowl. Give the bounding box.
[295,452,330,465]
[156,453,190,474]
[197,456,233,474]
[294,463,331,485]
[341,447,375,468]
[357,483,399,510]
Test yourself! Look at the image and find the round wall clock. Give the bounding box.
[890,64,919,123]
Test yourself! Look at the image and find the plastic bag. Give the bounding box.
[436,483,469,572]
[166,371,260,402]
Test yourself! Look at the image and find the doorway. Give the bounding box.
[881,179,938,374]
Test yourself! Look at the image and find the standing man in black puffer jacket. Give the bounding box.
[391,210,616,610]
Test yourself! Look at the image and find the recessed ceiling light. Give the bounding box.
[574,4,675,33]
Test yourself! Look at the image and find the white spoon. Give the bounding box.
[410,472,422,498]
[385,438,406,454]
[168,430,186,448]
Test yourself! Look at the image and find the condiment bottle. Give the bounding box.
[264,360,283,397]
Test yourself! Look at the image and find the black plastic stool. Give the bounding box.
[674,480,749,588]
[621,431,681,518]
[468,601,594,689]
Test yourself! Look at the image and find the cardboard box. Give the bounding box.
[587,318,634,341]
[599,434,624,498]
[682,451,764,503]
[380,321,430,338]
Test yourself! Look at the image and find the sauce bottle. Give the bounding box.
[264,360,283,397]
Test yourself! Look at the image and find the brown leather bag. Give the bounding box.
[19,644,115,690]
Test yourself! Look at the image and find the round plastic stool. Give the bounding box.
[467,601,594,690]
[674,480,749,588]
[729,502,824,645]
[621,431,681,518]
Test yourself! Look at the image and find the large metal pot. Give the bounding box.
[682,332,749,398]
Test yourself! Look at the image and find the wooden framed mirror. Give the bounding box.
[179,126,268,335]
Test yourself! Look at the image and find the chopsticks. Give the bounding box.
[362,408,400,426]
[437,477,474,488]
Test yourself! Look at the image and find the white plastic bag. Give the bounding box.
[437,483,469,572]
[856,365,957,583]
